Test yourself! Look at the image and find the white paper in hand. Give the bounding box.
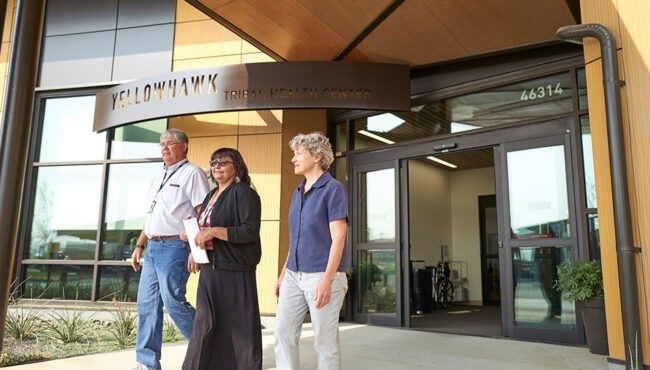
[183,218,210,264]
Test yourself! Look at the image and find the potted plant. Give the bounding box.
[555,259,608,355]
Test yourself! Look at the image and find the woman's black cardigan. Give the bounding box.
[199,182,262,271]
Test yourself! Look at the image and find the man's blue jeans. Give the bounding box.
[136,238,195,370]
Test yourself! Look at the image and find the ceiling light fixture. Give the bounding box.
[358,130,395,145]
[427,156,457,169]
[367,113,404,132]
[451,121,480,133]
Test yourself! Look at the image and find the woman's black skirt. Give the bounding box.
[182,264,262,370]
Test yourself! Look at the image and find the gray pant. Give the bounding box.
[275,270,348,370]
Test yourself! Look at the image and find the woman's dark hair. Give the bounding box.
[210,148,252,186]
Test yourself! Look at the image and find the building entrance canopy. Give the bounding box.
[93,61,410,132]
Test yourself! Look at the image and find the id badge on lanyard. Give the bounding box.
[148,161,186,214]
[147,199,157,214]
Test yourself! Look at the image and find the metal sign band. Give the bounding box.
[93,61,410,132]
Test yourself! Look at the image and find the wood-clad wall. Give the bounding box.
[170,0,281,314]
[0,0,16,114]
[278,110,328,275]
[580,0,650,362]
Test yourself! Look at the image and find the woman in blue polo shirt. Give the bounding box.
[274,132,349,370]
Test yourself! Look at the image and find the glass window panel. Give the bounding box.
[578,68,588,110]
[357,249,396,316]
[23,265,93,300]
[101,162,162,260]
[588,214,601,260]
[486,258,500,302]
[28,165,103,260]
[581,115,597,208]
[333,157,347,189]
[111,119,167,159]
[512,246,575,330]
[485,205,498,255]
[507,145,570,239]
[39,96,106,161]
[358,168,395,243]
[333,121,347,153]
[353,72,573,148]
[98,266,141,302]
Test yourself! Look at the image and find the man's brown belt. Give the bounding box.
[150,235,180,241]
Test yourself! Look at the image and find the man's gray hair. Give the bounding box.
[289,131,334,171]
[161,128,188,143]
[161,128,189,154]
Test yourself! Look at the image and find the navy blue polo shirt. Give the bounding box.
[286,171,349,273]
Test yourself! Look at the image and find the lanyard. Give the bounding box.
[158,160,186,194]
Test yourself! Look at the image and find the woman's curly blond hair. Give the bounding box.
[289,131,334,171]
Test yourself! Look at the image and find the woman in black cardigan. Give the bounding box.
[181,147,262,370]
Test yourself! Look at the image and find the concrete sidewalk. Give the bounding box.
[9,321,608,369]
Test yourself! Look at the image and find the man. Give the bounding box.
[131,128,209,370]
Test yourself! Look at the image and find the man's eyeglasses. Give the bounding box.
[159,141,185,148]
[210,159,233,167]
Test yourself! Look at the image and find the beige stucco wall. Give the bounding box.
[408,159,451,267]
[450,167,495,304]
[407,160,495,304]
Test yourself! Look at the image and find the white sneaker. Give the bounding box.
[132,364,154,370]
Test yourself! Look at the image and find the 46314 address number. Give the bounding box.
[520,83,564,101]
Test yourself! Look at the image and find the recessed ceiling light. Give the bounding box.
[358,130,395,145]
[427,156,457,168]
[451,121,480,133]
[367,113,404,132]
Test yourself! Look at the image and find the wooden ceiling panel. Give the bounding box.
[296,0,391,41]
[206,0,341,60]
[199,0,386,60]
[350,0,470,65]
[355,0,576,65]
[193,0,577,66]
[419,0,576,55]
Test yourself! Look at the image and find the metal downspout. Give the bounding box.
[557,24,642,368]
[0,0,46,353]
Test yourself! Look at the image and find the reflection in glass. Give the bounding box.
[578,68,588,110]
[101,163,162,260]
[358,168,395,243]
[485,206,498,255]
[507,145,570,239]
[333,121,347,153]
[39,96,106,162]
[512,246,575,330]
[581,116,596,208]
[353,72,572,148]
[588,214,601,260]
[98,266,141,302]
[486,258,500,302]
[111,119,167,159]
[357,250,396,315]
[28,166,103,260]
[333,157,347,188]
[23,265,93,300]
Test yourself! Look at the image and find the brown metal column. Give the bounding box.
[0,1,7,50]
[0,0,46,352]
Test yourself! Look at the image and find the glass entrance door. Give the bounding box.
[352,160,401,326]
[496,134,584,343]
